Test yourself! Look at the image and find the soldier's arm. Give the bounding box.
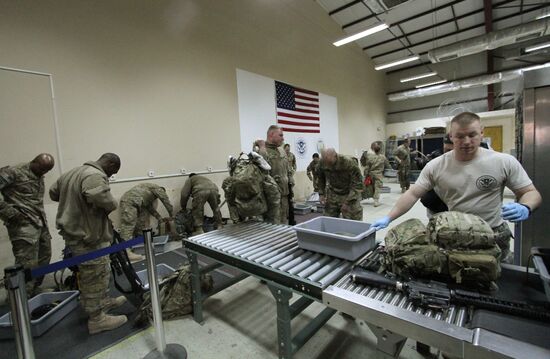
[180,179,192,210]
[154,187,174,217]
[263,174,281,224]
[82,174,118,213]
[49,178,60,202]
[346,165,364,203]
[360,152,368,167]
[306,162,313,180]
[0,167,21,221]
[317,168,327,196]
[146,205,163,221]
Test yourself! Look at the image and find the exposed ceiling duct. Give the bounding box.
[428,18,550,63]
[387,62,550,101]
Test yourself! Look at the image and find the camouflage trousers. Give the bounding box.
[280,194,289,224]
[363,173,383,200]
[119,202,150,241]
[65,236,111,317]
[493,222,513,263]
[6,220,52,294]
[324,191,363,220]
[191,189,222,228]
[398,164,410,190]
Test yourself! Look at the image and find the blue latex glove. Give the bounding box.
[501,203,530,222]
[370,216,391,230]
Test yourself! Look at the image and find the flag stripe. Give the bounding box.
[276,117,320,125]
[295,94,318,102]
[278,108,319,116]
[295,87,318,96]
[281,127,320,133]
[277,119,320,127]
[296,101,319,108]
[277,111,319,121]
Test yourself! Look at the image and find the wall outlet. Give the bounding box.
[207,166,213,172]
[109,174,116,182]
[148,170,155,177]
[180,168,186,174]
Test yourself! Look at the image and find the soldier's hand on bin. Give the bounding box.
[370,216,391,230]
[501,203,530,222]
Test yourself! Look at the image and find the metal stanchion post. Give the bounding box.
[4,265,36,359]
[143,229,187,359]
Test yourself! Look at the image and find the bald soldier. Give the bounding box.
[119,183,174,261]
[50,153,127,334]
[318,148,364,220]
[0,154,55,296]
[256,125,294,224]
[180,174,222,235]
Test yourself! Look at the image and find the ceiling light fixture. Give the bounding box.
[536,13,550,20]
[400,71,438,83]
[521,62,550,72]
[415,79,447,88]
[525,42,550,53]
[333,23,389,47]
[375,55,420,70]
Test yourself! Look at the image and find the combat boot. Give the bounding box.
[126,249,145,263]
[103,296,127,312]
[88,312,128,335]
[373,199,380,207]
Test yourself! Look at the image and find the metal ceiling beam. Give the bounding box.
[328,0,362,16]
[364,0,520,51]
[342,0,467,29]
[369,2,550,60]
[484,0,495,111]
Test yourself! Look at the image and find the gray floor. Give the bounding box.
[91,182,516,359]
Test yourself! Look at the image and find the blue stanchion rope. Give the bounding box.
[30,236,145,279]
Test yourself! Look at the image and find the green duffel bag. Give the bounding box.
[447,246,502,284]
[428,211,496,250]
[385,218,431,247]
[385,244,448,278]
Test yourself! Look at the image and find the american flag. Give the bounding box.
[275,81,320,133]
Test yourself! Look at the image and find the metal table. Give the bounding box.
[183,222,352,359]
[322,260,550,359]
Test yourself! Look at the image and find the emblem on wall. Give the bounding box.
[295,137,307,158]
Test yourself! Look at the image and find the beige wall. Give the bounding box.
[0,0,386,266]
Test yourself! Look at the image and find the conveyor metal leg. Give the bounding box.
[268,285,294,359]
[366,323,406,358]
[187,250,204,324]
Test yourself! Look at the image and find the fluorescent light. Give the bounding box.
[374,55,420,70]
[400,71,438,83]
[333,23,388,47]
[522,62,550,72]
[415,79,447,88]
[536,13,550,20]
[525,42,550,53]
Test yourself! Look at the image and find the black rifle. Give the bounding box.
[351,268,550,323]
[288,184,296,225]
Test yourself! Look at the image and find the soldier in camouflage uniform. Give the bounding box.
[180,174,222,235]
[306,153,320,192]
[119,183,173,260]
[283,143,297,172]
[394,138,412,193]
[50,153,127,335]
[317,148,364,220]
[257,126,294,224]
[361,141,390,207]
[0,154,55,295]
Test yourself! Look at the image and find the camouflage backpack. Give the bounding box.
[229,158,267,217]
[384,213,501,286]
[135,264,213,325]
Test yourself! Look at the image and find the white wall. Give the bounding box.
[0,0,386,267]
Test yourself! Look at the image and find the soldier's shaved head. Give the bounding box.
[97,153,121,177]
[30,153,55,177]
[321,148,337,165]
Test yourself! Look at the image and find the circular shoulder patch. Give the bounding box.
[476,175,498,190]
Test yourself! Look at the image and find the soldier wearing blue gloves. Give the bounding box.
[371,112,542,262]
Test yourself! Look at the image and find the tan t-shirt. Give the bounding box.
[415,148,532,227]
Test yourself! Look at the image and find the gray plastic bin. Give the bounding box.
[136,263,176,290]
[0,290,79,339]
[294,216,376,261]
[531,247,550,302]
[132,235,169,255]
[294,203,313,215]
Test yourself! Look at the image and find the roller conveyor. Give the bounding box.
[184,222,352,299]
